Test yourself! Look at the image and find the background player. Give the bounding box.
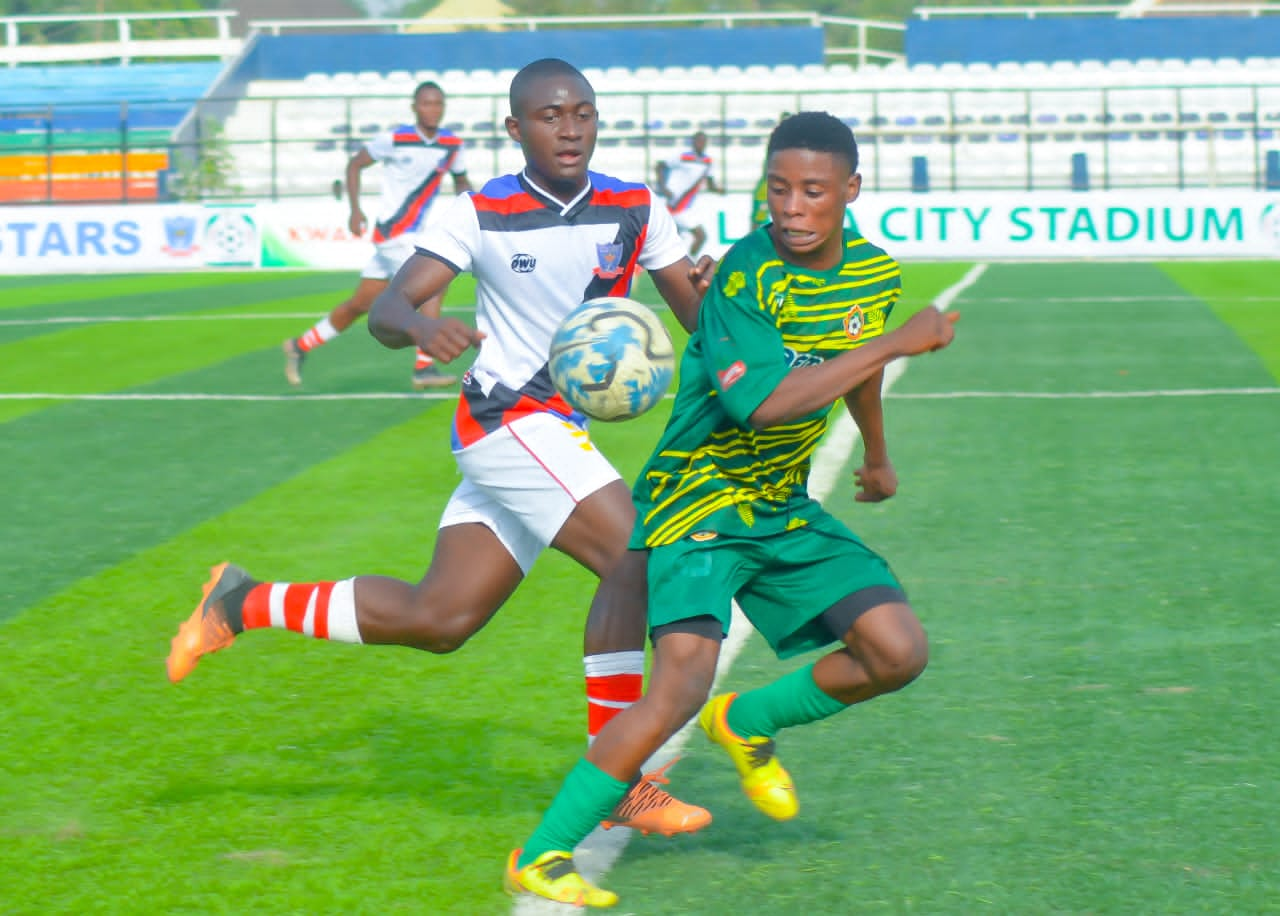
[505,112,960,907]
[654,130,720,257]
[283,81,471,390]
[169,58,715,839]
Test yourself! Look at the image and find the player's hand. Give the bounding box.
[348,210,367,236]
[689,255,717,295]
[854,459,898,503]
[895,306,960,356]
[414,315,485,362]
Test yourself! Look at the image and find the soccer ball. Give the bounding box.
[548,297,676,422]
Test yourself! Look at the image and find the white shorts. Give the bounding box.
[440,412,622,573]
[671,204,703,233]
[360,237,417,280]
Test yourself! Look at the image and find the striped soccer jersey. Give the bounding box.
[662,150,713,213]
[416,170,688,449]
[632,227,902,547]
[364,125,466,243]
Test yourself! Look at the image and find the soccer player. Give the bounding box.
[505,111,960,907]
[282,81,471,390]
[167,59,714,838]
[654,130,720,257]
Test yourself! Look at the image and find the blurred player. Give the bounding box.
[168,58,716,840]
[655,130,720,257]
[283,81,471,390]
[506,112,960,907]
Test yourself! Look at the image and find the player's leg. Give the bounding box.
[507,623,722,908]
[283,272,387,385]
[688,223,708,257]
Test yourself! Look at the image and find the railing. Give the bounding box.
[914,3,1280,17]
[0,11,240,67]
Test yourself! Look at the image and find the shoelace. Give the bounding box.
[610,759,680,818]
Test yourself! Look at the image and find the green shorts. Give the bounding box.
[646,512,904,659]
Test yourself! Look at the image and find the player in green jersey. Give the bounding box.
[505,111,960,908]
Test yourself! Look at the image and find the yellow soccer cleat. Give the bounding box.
[698,692,799,821]
[166,562,247,684]
[504,849,618,908]
[600,759,712,836]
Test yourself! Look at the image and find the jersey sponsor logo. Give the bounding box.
[783,347,824,368]
[844,304,865,340]
[510,253,537,273]
[592,241,624,278]
[718,360,747,389]
[689,530,718,542]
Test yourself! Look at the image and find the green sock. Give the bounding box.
[726,662,849,739]
[518,758,629,869]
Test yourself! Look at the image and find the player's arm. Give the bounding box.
[650,257,713,335]
[346,147,376,235]
[749,307,959,429]
[368,253,483,359]
[844,370,898,503]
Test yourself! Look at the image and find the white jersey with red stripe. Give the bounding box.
[364,125,467,243]
[662,150,713,213]
[415,169,687,449]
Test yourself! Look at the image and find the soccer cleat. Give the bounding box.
[411,363,457,390]
[166,562,251,684]
[698,692,799,821]
[282,338,306,386]
[504,848,618,908]
[600,759,712,836]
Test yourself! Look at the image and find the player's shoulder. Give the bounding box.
[435,128,465,146]
[587,171,654,206]
[389,125,420,144]
[842,233,901,274]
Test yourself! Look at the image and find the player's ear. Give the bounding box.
[505,116,521,143]
[847,172,862,205]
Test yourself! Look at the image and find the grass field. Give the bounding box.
[1,261,1277,915]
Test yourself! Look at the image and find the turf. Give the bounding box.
[1,262,1277,914]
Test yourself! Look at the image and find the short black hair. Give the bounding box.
[509,58,590,115]
[414,81,443,99]
[767,111,859,174]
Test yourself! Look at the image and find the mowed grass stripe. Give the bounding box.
[0,270,288,309]
[1160,261,1280,380]
[601,263,1280,913]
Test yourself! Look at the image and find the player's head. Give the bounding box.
[763,111,861,268]
[412,81,446,133]
[692,131,708,153]
[505,58,597,202]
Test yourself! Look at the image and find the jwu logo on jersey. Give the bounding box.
[592,242,624,278]
[511,253,536,273]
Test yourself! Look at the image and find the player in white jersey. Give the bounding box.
[655,130,721,257]
[282,81,471,390]
[168,59,714,845]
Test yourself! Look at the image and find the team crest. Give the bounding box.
[162,216,198,256]
[592,242,624,278]
[844,304,865,340]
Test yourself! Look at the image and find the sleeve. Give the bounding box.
[637,192,689,272]
[414,194,480,273]
[449,142,468,176]
[364,131,394,163]
[695,252,791,426]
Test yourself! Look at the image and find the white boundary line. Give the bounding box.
[513,264,989,914]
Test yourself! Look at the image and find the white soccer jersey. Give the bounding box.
[416,169,687,448]
[662,151,713,213]
[363,125,467,242]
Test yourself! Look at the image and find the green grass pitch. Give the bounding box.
[1,261,1277,914]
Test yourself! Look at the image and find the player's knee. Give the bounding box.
[404,598,486,654]
[869,628,928,693]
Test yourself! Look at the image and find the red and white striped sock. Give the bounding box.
[240,578,362,643]
[414,348,434,370]
[584,650,645,744]
[297,317,340,353]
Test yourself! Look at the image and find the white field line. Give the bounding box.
[0,307,474,327]
[512,264,989,915]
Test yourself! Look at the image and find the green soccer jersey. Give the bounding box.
[632,226,902,548]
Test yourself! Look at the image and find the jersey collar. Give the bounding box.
[518,170,592,220]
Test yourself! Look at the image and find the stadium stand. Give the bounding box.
[2,8,1279,200]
